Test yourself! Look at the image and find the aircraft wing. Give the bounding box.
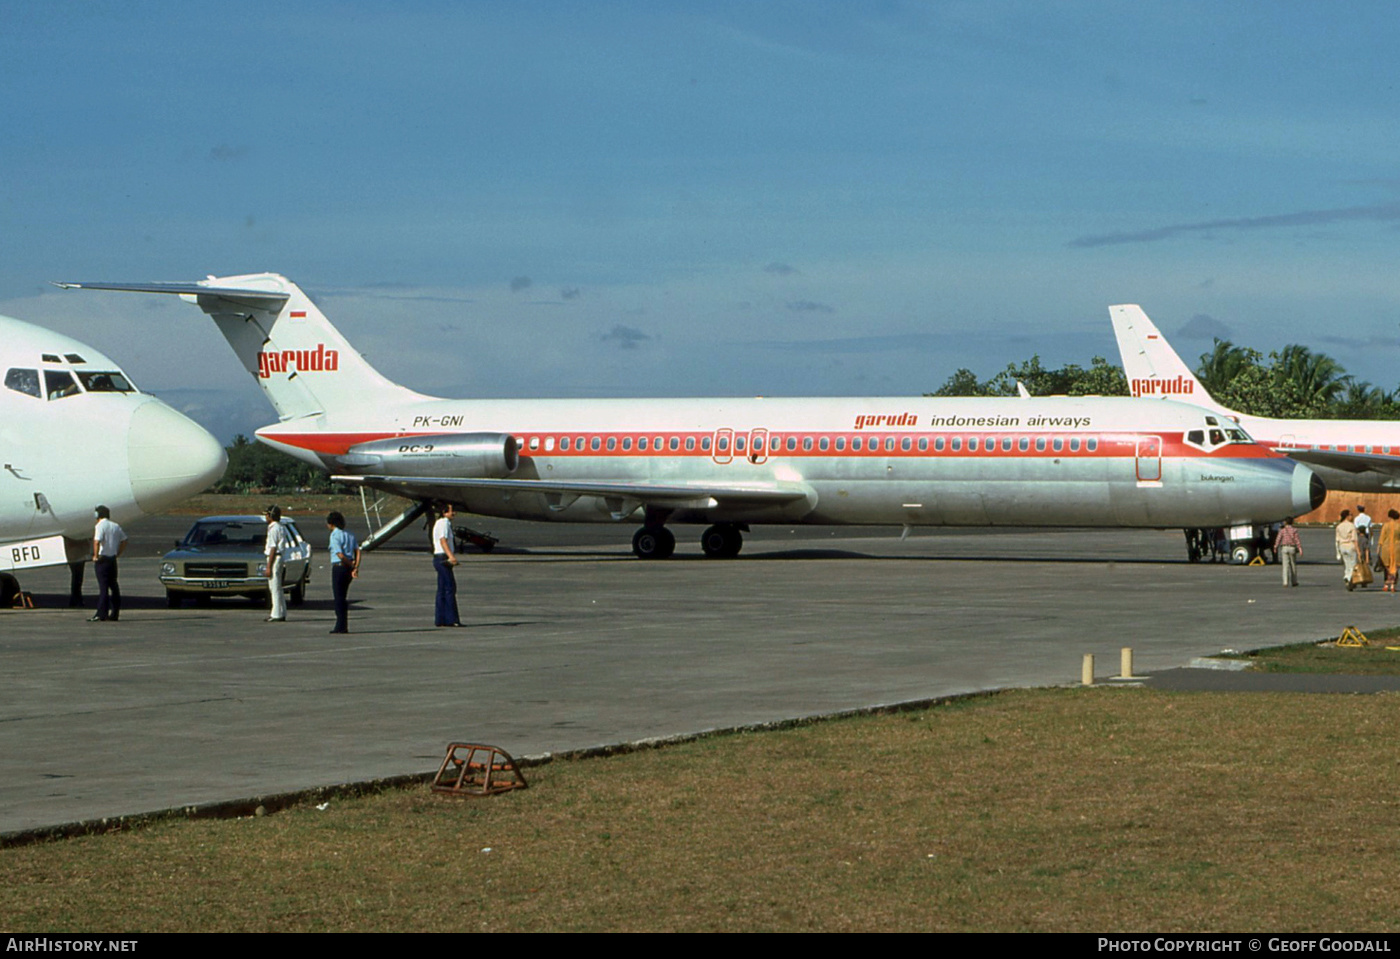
[1279,447,1400,477]
[331,474,815,519]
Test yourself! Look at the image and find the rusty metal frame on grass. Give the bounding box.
[432,743,528,797]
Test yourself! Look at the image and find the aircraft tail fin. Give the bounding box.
[56,274,431,422]
[1108,304,1229,415]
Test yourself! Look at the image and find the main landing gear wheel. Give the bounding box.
[632,525,676,559]
[700,524,743,558]
[1230,543,1256,566]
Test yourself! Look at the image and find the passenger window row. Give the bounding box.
[510,432,1103,455]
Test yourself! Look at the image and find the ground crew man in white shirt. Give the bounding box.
[265,505,291,622]
[90,505,127,622]
[432,503,461,627]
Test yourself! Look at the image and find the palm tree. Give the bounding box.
[1273,345,1350,407]
[1335,380,1400,420]
[1195,340,1258,395]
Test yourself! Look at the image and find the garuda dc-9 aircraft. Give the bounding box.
[1,314,227,583]
[1112,304,1400,496]
[57,274,1322,559]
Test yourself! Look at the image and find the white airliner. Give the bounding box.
[0,314,227,580]
[1112,304,1400,496]
[57,275,1322,558]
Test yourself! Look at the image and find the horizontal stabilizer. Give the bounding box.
[53,280,290,308]
[57,273,428,425]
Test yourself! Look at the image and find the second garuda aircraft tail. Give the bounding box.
[54,273,432,423]
[1109,304,1233,417]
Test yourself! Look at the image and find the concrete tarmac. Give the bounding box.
[0,520,1388,835]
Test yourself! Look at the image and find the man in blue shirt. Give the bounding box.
[326,511,361,634]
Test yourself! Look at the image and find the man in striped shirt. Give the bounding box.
[1273,517,1303,588]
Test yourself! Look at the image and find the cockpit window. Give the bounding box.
[41,353,61,363]
[1185,420,1256,453]
[44,370,81,400]
[64,353,86,364]
[76,371,135,393]
[5,368,40,398]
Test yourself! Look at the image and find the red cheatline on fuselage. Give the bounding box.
[257,428,1279,461]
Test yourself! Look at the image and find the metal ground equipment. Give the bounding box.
[431,743,529,797]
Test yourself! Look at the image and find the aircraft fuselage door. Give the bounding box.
[748,428,769,464]
[712,428,733,464]
[1136,435,1162,484]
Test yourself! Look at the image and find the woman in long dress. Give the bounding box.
[1379,509,1400,592]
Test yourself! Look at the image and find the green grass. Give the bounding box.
[1228,630,1400,674]
[3,687,1400,932]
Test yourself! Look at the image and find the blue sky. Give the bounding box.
[4,1,1399,441]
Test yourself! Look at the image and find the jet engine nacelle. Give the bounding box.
[336,433,519,478]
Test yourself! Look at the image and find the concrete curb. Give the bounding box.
[0,688,1008,849]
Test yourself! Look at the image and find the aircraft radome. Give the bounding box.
[1,314,227,584]
[1113,304,1400,496]
[57,275,1322,559]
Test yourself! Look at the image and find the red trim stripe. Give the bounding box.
[258,429,1286,461]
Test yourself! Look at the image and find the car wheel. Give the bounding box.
[290,575,306,606]
[166,591,182,608]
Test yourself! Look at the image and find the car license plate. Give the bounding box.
[201,580,231,588]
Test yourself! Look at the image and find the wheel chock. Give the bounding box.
[1248,555,1266,566]
[431,743,528,797]
[1337,626,1370,648]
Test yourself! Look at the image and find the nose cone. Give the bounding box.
[1293,462,1326,516]
[128,400,228,513]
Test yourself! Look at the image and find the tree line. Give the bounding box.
[930,341,1400,420]
[213,435,343,494]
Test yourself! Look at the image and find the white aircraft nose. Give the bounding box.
[127,400,228,513]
